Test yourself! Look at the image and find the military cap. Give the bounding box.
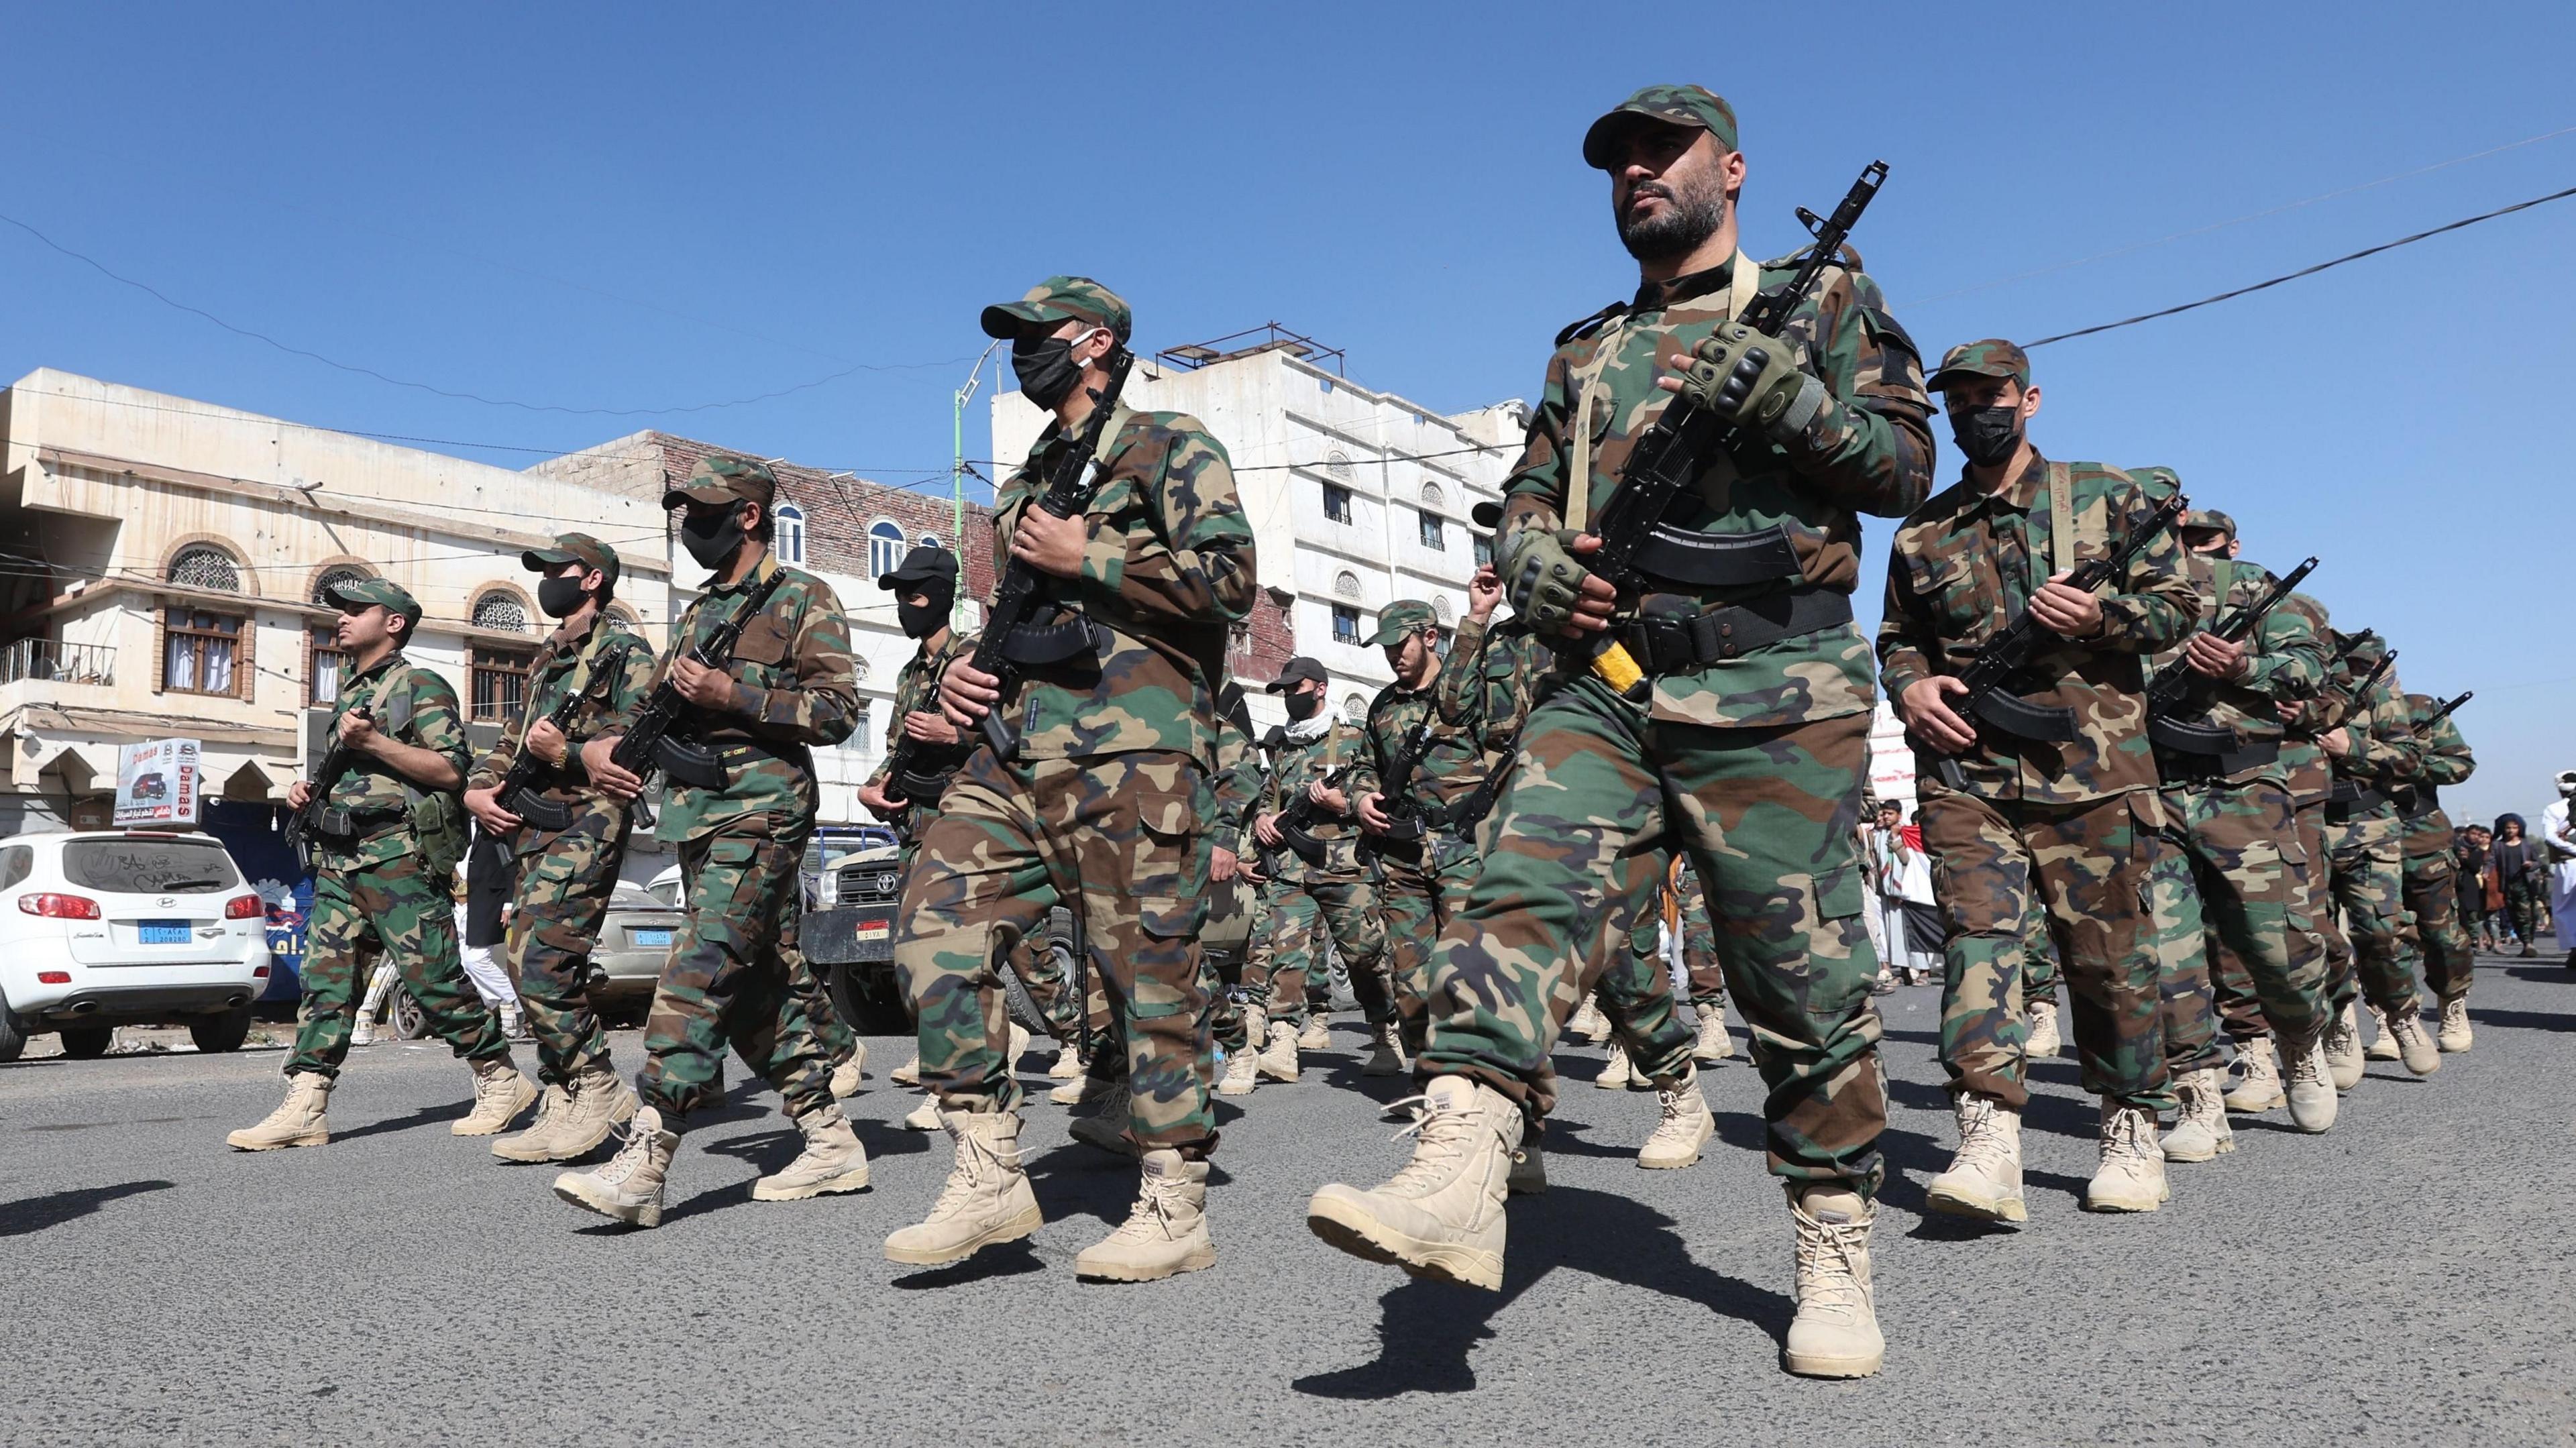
[980,276,1134,345]
[520,532,623,588]
[1472,499,1505,529]
[1582,85,1740,170]
[1367,600,1438,646]
[877,543,959,592]
[2182,508,2237,541]
[662,453,775,512]
[323,575,423,637]
[1265,656,1329,693]
[1927,339,2032,391]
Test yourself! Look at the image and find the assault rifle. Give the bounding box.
[2428,689,2473,726]
[1371,721,1438,844]
[2333,646,2399,726]
[1580,160,1888,697]
[286,707,375,873]
[2146,555,2319,720]
[1929,489,2191,790]
[609,565,792,791]
[495,687,588,834]
[1263,762,1351,875]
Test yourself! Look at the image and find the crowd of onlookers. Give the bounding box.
[2456,815,2559,958]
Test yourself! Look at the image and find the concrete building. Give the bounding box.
[989,326,1525,728]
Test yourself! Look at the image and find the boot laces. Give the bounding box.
[1380,1093,1477,1196]
[596,1116,657,1187]
[1108,1166,1190,1242]
[1653,1082,1700,1127]
[1793,1205,1870,1315]
[928,1120,1021,1220]
[1952,1098,2011,1173]
[2284,1039,2328,1087]
[256,1079,318,1129]
[2102,1107,2155,1164]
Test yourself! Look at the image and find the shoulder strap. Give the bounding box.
[2045,461,2078,581]
[376,660,420,734]
[1565,252,1760,534]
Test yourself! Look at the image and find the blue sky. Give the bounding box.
[7,3,2570,827]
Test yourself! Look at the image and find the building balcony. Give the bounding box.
[0,638,116,687]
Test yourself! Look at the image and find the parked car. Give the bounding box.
[378,881,683,1039]
[0,829,271,1061]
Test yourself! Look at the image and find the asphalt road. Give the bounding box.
[5,952,2575,1447]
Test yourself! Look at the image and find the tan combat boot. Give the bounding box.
[1637,1066,1715,1170]
[2083,1100,2169,1213]
[1298,1014,1331,1052]
[1219,1008,1263,1097]
[2025,999,2062,1059]
[1069,1080,1138,1158]
[1047,1037,1085,1080]
[1004,1021,1032,1068]
[1362,1021,1409,1077]
[1693,1011,1735,1064]
[2224,1038,2286,1113]
[497,1064,637,1163]
[490,1084,570,1163]
[2280,1027,2339,1133]
[1594,1038,1637,1090]
[1306,1074,1519,1290]
[829,1042,867,1099]
[753,1101,871,1201]
[902,1094,944,1130]
[1923,1094,2026,1223]
[453,1058,538,1136]
[226,1072,332,1152]
[1566,994,1610,1044]
[1257,1020,1302,1083]
[2161,1067,2236,1163]
[551,1106,680,1228]
[2363,1005,2402,1062]
[1075,1148,1216,1282]
[2383,1006,2440,1076]
[890,1054,922,1087]
[883,1108,1042,1267]
[1782,1182,1882,1379]
[2437,998,2473,1053]
[2322,1004,2366,1091]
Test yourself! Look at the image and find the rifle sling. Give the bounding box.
[1564,252,1758,535]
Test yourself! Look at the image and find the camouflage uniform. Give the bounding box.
[620,471,859,1128]
[1360,602,1483,1051]
[2390,693,2475,1003]
[290,639,507,1078]
[1200,709,1267,1058]
[2308,631,2426,1019]
[1675,858,1723,1017]
[1880,441,2200,1115]
[2214,589,2346,1039]
[464,547,658,1087]
[1249,713,1393,1030]
[1433,225,1933,1196]
[898,382,1256,1154]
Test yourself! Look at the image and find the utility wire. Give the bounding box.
[2025,182,2576,348]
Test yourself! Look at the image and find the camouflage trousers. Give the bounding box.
[636,820,836,1126]
[2402,847,2475,1003]
[1375,833,1478,1052]
[290,848,508,1078]
[1419,681,1886,1196]
[502,798,630,1086]
[1010,929,1097,1046]
[1678,862,1723,1011]
[1922,788,2173,1113]
[2318,805,2422,1017]
[899,748,1216,1156]
[2141,832,2224,1077]
[1594,878,1695,1082]
[1205,881,1269,1056]
[2156,778,2330,1051]
[1247,870,1393,1029]
[2499,872,2544,946]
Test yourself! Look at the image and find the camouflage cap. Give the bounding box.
[1367,600,1438,646]
[520,531,623,588]
[979,276,1133,345]
[662,453,775,512]
[1581,85,1739,170]
[2182,508,2238,541]
[1264,656,1329,693]
[1927,339,2031,391]
[323,575,423,636]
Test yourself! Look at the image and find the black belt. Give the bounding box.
[315,804,405,840]
[1615,587,1853,674]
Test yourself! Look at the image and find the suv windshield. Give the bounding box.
[62,837,240,894]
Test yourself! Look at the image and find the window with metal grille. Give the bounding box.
[470,644,536,723]
[1474,533,1495,568]
[1342,692,1366,724]
[164,610,240,695]
[1332,605,1360,645]
[1418,510,1444,551]
[309,567,367,704]
[1333,571,1360,600]
[1322,482,1353,524]
[168,545,241,593]
[472,591,530,634]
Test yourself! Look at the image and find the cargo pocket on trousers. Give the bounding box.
[1140,894,1210,941]
[1132,791,1193,899]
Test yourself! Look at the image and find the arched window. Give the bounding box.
[868,520,906,577]
[1326,450,1354,480]
[1342,692,1367,726]
[1433,596,1454,624]
[307,565,371,705]
[162,544,247,698]
[311,565,368,606]
[472,590,530,634]
[1332,571,1361,600]
[1419,481,1446,510]
[168,545,241,593]
[918,533,943,552]
[773,500,806,566]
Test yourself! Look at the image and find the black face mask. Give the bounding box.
[1949,404,2025,468]
[1012,333,1084,411]
[898,581,955,640]
[681,502,747,570]
[1285,689,1322,722]
[537,575,590,619]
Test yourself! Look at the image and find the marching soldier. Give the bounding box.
[1881,341,2198,1221]
[550,454,870,1227]
[1354,599,1468,1061]
[886,277,1255,1281]
[460,535,657,1163]
[2308,628,2438,1078]
[1308,87,1932,1378]
[229,577,535,1150]
[2388,691,2477,1052]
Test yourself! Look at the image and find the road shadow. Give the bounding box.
[2461,1007,2573,1034]
[889,1243,1047,1289]
[0,1179,174,1237]
[331,1100,472,1142]
[1292,1184,1793,1398]
[1024,1139,1142,1230]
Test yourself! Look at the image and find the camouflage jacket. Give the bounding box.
[2309,632,2420,803]
[862,626,969,836]
[1434,614,1553,816]
[1209,708,1262,860]
[2271,591,2337,806]
[1362,677,1478,834]
[1256,718,1379,881]
[627,553,859,844]
[1501,252,1934,728]
[321,651,471,869]
[2143,551,2328,786]
[465,613,657,814]
[2393,691,2474,855]
[987,408,1257,767]
[1878,452,2202,804]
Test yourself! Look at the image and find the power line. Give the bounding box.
[0,211,976,417]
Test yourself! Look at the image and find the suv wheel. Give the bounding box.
[826,962,913,1036]
[0,990,25,1063]
[189,1005,254,1054]
[59,1025,115,1060]
[391,987,429,1041]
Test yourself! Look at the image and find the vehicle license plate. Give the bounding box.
[856,922,890,939]
[633,928,674,947]
[139,922,191,944]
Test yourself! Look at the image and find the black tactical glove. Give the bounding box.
[1678,322,1828,439]
[1501,528,1595,637]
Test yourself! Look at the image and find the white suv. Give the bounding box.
[0,830,272,1062]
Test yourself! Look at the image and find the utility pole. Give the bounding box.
[951,341,1001,624]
